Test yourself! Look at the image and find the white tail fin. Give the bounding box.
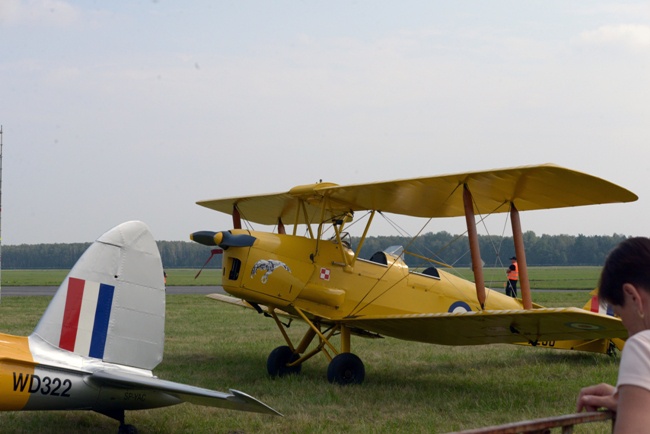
[32,221,166,370]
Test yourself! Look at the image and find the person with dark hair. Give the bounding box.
[505,256,518,298]
[577,237,650,432]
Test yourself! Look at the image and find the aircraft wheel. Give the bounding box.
[118,424,138,434]
[327,353,365,385]
[267,345,301,377]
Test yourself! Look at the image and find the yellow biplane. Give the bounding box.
[190,164,636,385]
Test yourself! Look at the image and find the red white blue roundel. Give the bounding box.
[448,301,472,313]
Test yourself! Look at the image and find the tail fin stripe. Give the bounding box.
[59,277,116,359]
[590,295,599,313]
[70,279,100,356]
[88,283,115,359]
[590,294,615,317]
[59,277,85,351]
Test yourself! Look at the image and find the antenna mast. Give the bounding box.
[0,126,3,303]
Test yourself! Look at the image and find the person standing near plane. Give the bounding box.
[506,256,518,298]
[576,237,650,432]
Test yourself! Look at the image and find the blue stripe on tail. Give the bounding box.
[89,283,115,359]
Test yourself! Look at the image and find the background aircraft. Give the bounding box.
[0,221,280,434]
[191,164,636,385]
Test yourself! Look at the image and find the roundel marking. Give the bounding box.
[565,322,604,331]
[449,301,472,313]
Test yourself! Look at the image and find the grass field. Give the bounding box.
[0,288,617,433]
[0,268,224,287]
[1,266,602,290]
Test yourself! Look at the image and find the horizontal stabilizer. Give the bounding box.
[89,370,282,416]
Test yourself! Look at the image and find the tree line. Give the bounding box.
[0,232,628,270]
[355,231,628,268]
[1,241,218,270]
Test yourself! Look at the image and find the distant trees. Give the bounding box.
[2,243,91,269]
[351,231,627,268]
[155,241,222,269]
[2,241,219,270]
[1,232,629,269]
[520,233,627,267]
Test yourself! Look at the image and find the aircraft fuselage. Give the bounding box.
[219,230,523,320]
[0,333,180,413]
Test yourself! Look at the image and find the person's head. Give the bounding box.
[510,256,516,262]
[599,237,650,335]
[599,237,650,306]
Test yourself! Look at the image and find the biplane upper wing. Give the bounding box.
[197,181,347,225]
[343,307,628,346]
[197,164,637,224]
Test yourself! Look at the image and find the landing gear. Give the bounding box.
[327,353,365,385]
[267,345,302,377]
[118,424,138,434]
[265,306,369,384]
[99,409,138,434]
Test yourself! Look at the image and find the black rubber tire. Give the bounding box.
[118,424,138,434]
[267,345,301,377]
[327,352,365,385]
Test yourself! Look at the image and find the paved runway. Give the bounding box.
[0,286,225,296]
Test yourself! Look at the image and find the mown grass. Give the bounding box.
[2,266,599,289]
[0,291,616,433]
[452,266,602,290]
[1,268,223,287]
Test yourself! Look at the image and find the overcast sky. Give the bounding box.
[1,1,649,245]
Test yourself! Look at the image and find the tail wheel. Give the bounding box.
[267,345,302,377]
[327,352,365,385]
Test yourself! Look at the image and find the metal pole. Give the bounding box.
[0,125,3,303]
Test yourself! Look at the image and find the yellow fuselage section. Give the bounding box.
[220,230,523,320]
[0,333,35,410]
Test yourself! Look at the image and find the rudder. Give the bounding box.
[31,221,166,370]
[582,288,614,316]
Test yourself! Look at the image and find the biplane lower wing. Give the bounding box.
[208,293,626,347]
[344,308,627,346]
[207,293,297,320]
[208,293,258,309]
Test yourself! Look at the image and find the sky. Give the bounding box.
[1,1,649,245]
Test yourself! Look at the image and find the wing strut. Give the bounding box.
[463,184,486,309]
[511,204,532,309]
[233,205,242,229]
[353,210,375,264]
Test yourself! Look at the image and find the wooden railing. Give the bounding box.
[449,411,614,434]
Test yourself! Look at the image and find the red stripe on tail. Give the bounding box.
[590,295,599,313]
[59,277,85,351]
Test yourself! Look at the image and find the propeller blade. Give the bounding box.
[190,231,256,248]
[190,231,219,246]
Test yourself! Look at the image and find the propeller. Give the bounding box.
[190,231,256,249]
